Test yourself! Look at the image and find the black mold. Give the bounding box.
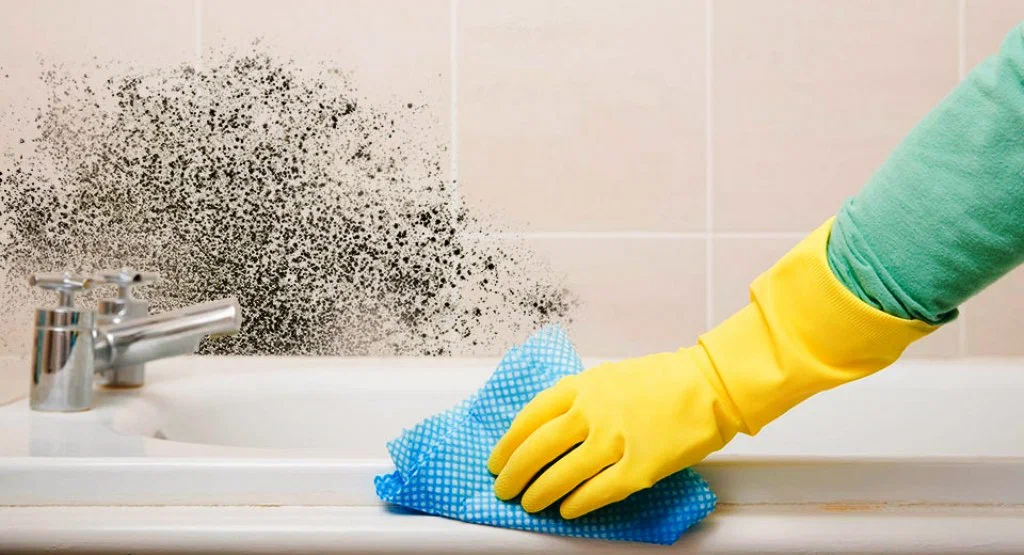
[0,49,577,356]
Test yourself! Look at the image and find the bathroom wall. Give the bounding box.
[1,0,1022,401]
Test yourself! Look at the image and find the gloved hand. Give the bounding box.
[487,347,736,519]
[488,219,936,519]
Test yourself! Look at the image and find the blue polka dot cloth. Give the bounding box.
[374,325,717,545]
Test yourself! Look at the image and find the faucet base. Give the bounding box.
[97,365,145,388]
[99,382,145,390]
[30,308,96,413]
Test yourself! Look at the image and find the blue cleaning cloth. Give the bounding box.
[374,326,717,545]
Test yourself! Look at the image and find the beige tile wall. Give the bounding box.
[714,0,959,232]
[458,0,707,233]
[0,0,195,147]
[202,0,450,113]
[1,0,1021,404]
[525,237,706,356]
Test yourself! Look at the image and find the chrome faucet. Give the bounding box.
[29,271,242,412]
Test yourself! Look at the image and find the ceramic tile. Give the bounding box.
[458,0,706,232]
[714,0,959,231]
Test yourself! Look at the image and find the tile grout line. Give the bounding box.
[457,231,809,240]
[191,0,206,172]
[468,232,707,240]
[449,0,460,328]
[715,231,807,239]
[194,0,203,70]
[958,0,967,81]
[958,310,968,357]
[449,0,460,217]
[704,0,714,331]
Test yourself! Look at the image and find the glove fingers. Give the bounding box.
[520,438,621,513]
[493,411,587,501]
[487,381,575,475]
[558,461,643,520]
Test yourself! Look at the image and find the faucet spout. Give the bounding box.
[28,270,244,411]
[95,298,242,372]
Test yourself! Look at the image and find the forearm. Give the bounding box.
[827,22,1024,325]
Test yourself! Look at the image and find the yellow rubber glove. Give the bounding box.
[488,219,936,519]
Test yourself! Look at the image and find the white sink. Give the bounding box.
[1,355,1023,510]
[2,356,1024,553]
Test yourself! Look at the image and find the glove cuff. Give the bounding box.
[694,218,937,435]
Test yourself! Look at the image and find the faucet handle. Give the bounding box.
[29,272,93,308]
[96,268,160,299]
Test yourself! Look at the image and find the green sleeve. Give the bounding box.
[827,22,1024,325]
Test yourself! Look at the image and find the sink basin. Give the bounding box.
[110,366,476,453]
[1,355,1024,509]
[112,356,1024,459]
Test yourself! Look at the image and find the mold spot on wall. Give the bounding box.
[0,49,577,356]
